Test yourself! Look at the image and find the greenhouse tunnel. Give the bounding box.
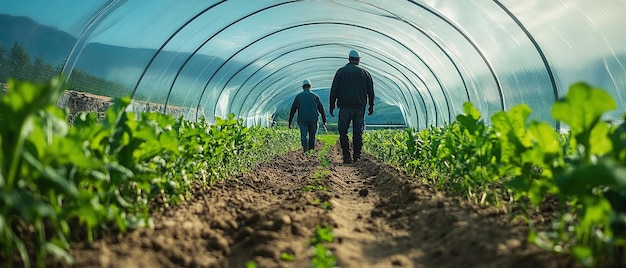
[0,0,625,129]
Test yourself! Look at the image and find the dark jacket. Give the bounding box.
[329,62,375,109]
[289,89,327,124]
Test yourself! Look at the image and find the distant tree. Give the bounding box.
[31,56,53,82]
[9,42,30,80]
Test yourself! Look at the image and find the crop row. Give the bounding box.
[0,77,300,267]
[363,82,626,267]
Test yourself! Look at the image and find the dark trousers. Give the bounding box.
[298,121,318,151]
[337,107,365,159]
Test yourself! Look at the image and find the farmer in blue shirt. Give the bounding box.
[329,49,375,163]
[288,79,327,153]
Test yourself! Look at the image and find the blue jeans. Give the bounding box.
[298,121,318,151]
[337,107,365,159]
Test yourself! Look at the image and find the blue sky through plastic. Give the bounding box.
[0,0,625,128]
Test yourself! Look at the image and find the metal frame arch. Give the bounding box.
[364,69,427,128]
[63,0,128,81]
[141,1,299,112]
[124,1,462,124]
[492,0,560,129]
[234,52,431,128]
[225,57,336,119]
[62,0,558,129]
[227,44,419,125]
[252,67,413,127]
[356,1,472,104]
[226,44,335,115]
[223,47,426,128]
[128,1,227,99]
[192,22,453,124]
[406,0,506,112]
[230,43,435,128]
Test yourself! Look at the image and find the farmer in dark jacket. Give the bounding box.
[289,79,327,153]
[329,49,375,163]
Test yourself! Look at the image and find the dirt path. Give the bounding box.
[59,142,577,268]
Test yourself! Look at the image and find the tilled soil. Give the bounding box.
[58,142,578,268]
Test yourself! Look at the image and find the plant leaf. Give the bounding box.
[552,82,617,135]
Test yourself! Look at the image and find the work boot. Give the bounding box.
[342,149,352,163]
[353,141,362,162]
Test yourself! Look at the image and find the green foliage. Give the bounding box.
[303,185,328,192]
[280,252,295,261]
[0,78,300,267]
[364,81,626,267]
[0,77,71,267]
[245,260,258,268]
[552,82,617,159]
[317,134,338,167]
[0,42,131,101]
[366,102,504,204]
[302,135,336,193]
[8,43,30,80]
[311,244,336,268]
[310,225,334,245]
[310,225,336,268]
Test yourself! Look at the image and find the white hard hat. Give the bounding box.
[302,79,311,86]
[349,49,360,58]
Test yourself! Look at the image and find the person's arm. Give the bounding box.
[288,96,298,128]
[329,69,342,116]
[365,70,375,107]
[317,96,327,125]
[365,70,375,115]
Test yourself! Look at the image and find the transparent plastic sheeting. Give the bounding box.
[1,0,625,129]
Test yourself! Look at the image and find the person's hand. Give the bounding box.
[368,105,374,115]
[329,108,334,117]
[288,123,292,129]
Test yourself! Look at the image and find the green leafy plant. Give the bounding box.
[363,81,626,267]
[280,252,295,261]
[0,78,300,267]
[245,260,258,268]
[316,134,338,167]
[309,225,336,268]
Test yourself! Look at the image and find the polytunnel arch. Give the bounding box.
[223,43,426,127]
[126,1,225,99]
[100,1,493,127]
[492,0,560,129]
[151,0,552,128]
[228,46,437,128]
[236,54,430,128]
[234,52,430,128]
[2,0,625,129]
[232,56,417,126]
[144,0,553,128]
[232,56,341,119]
[224,53,418,128]
[188,21,459,126]
[125,0,475,127]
